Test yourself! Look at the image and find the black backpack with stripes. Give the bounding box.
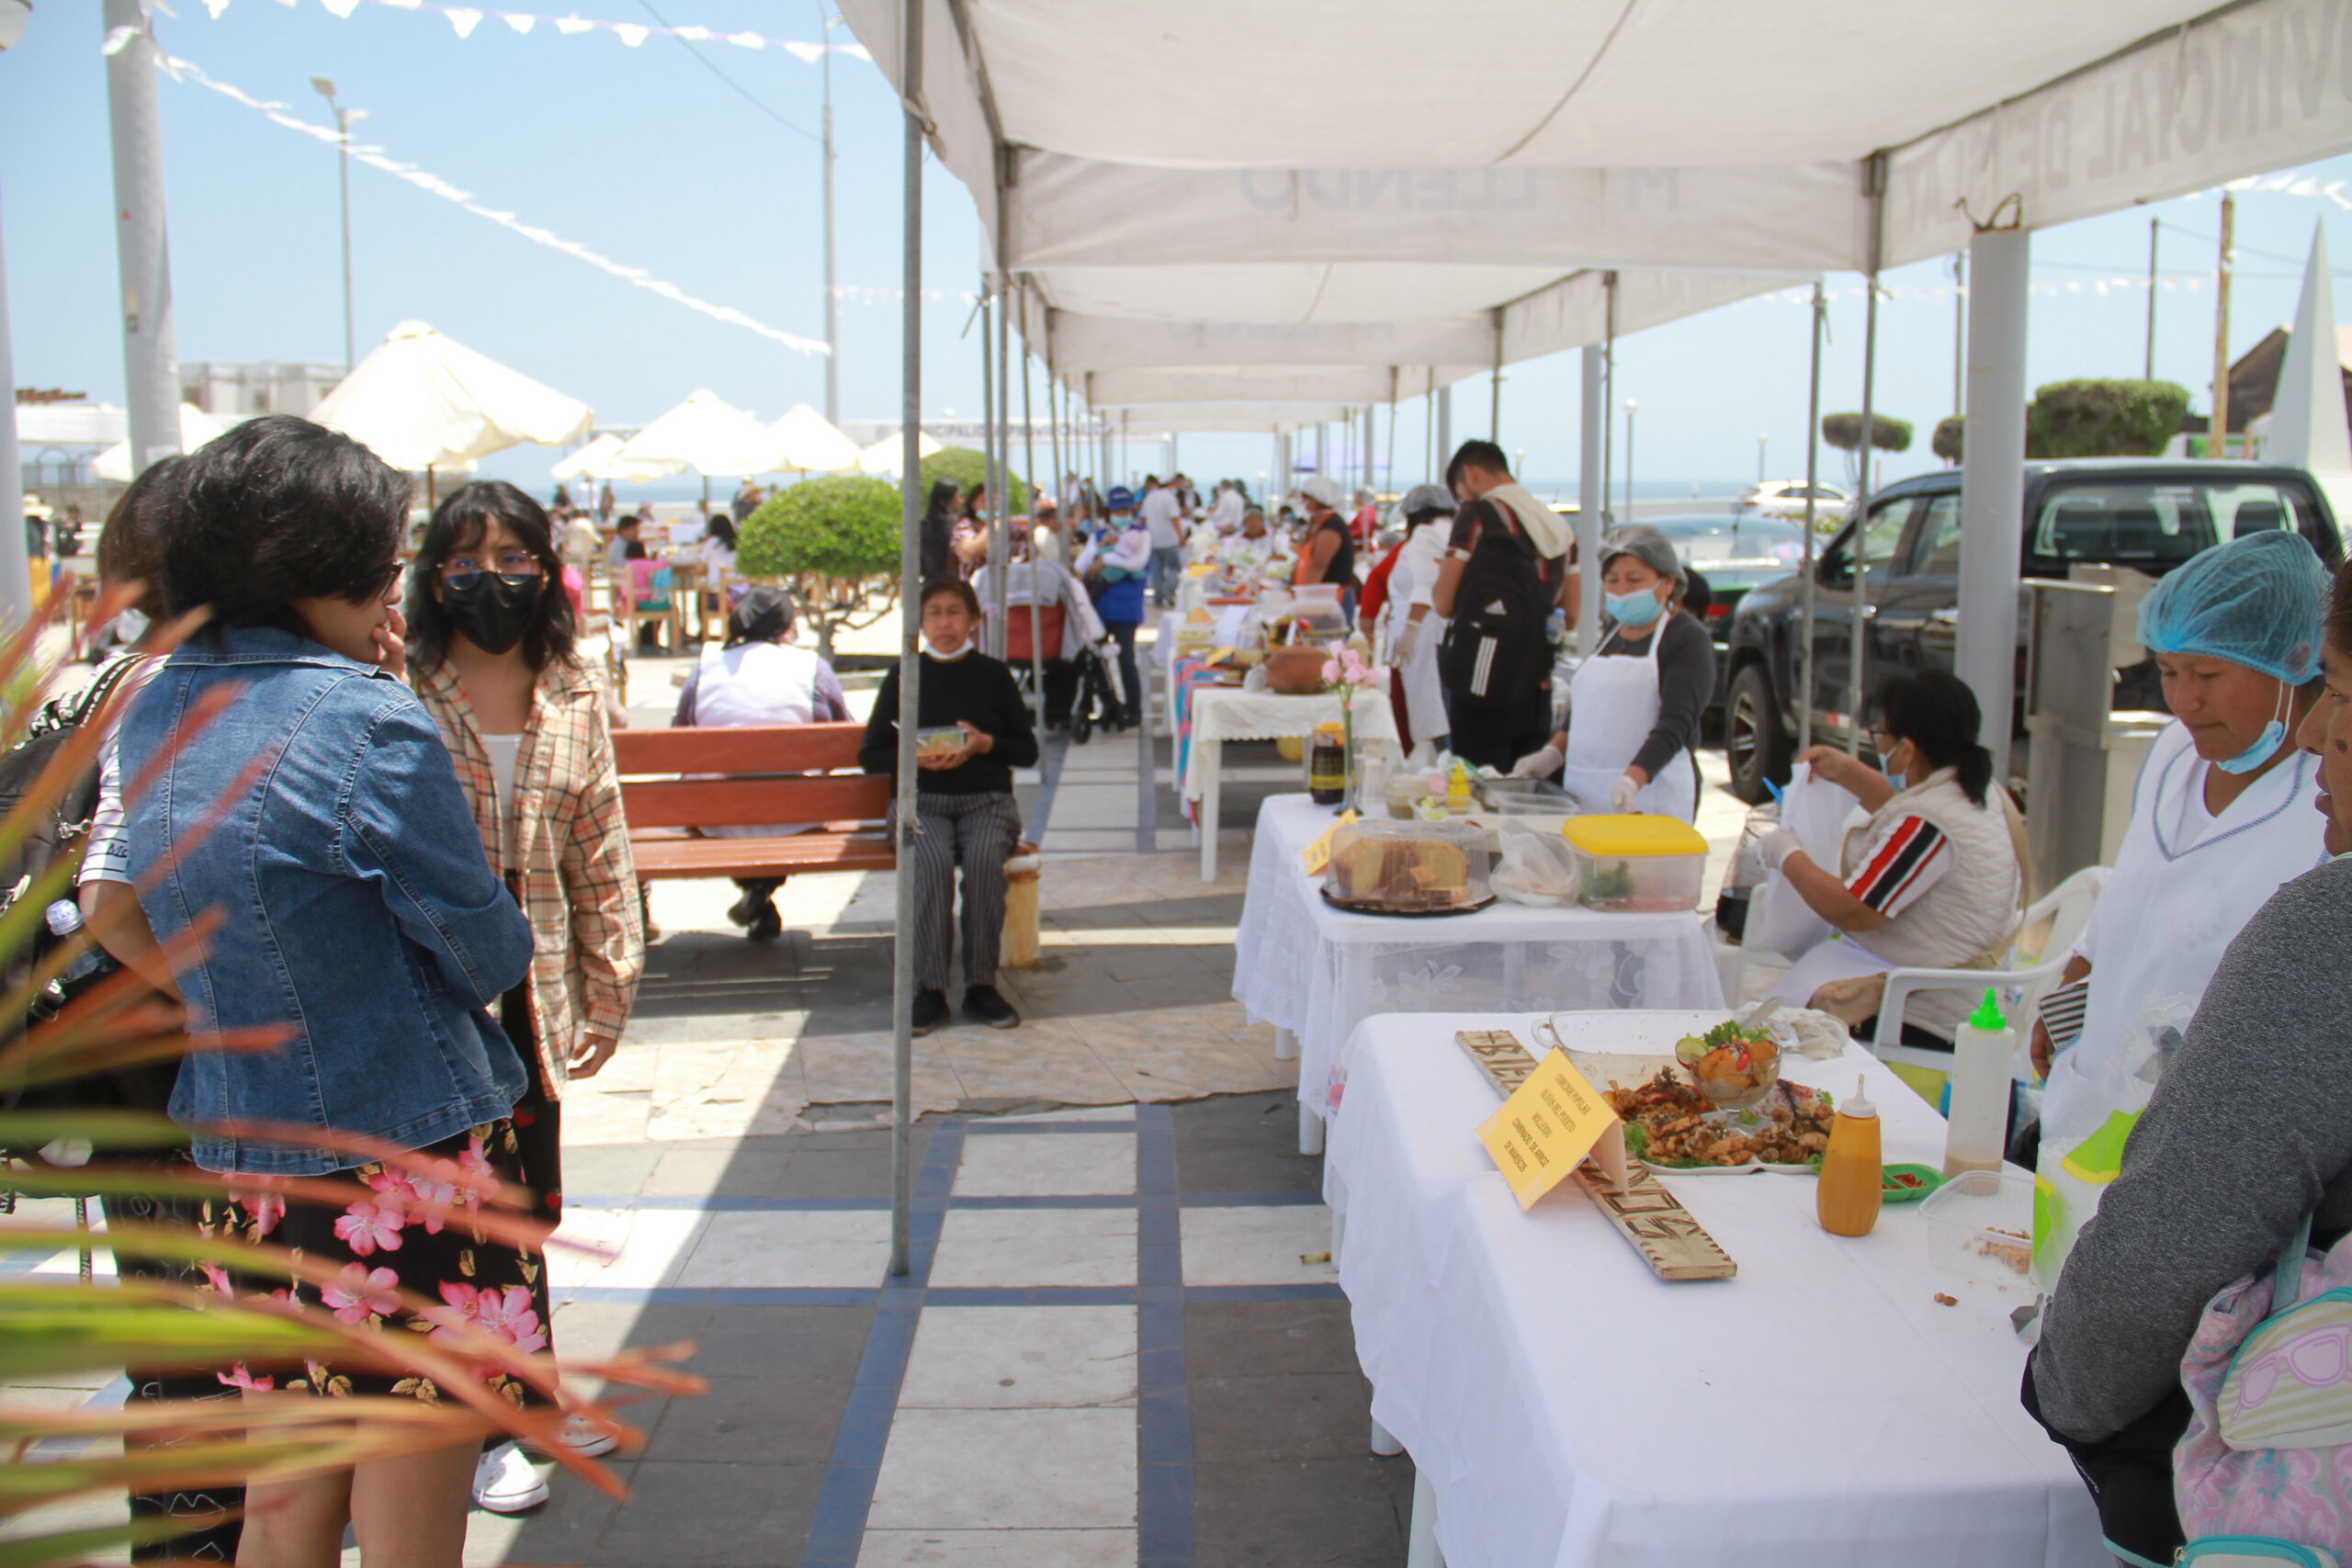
[1439,498,1553,711]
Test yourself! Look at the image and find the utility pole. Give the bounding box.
[1951,250,1966,416]
[2213,193,2235,458]
[311,78,357,371]
[818,3,840,423]
[1623,400,1637,520]
[107,0,184,484]
[2144,218,2158,383]
[1756,434,1768,483]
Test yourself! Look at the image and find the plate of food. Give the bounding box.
[1603,1070,1761,1172]
[1674,1019,1781,1111]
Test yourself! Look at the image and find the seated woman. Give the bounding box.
[971,526,1105,733]
[859,580,1039,1033]
[1759,670,2026,1043]
[674,586,851,940]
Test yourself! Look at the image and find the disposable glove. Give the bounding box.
[1511,743,1564,779]
[1609,772,1641,812]
[1757,827,1805,872]
[1387,619,1421,668]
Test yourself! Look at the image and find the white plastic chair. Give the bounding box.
[1869,865,2109,1074]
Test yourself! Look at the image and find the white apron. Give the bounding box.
[1381,530,1451,744]
[2033,721,2324,1285]
[1560,627,1697,819]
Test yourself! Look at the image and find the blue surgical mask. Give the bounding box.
[2216,681,2292,775]
[1605,588,1664,628]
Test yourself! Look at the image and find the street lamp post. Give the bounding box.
[1757,434,1768,483]
[311,77,358,371]
[1623,400,1638,522]
[816,4,839,423]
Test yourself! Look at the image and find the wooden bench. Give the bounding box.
[613,721,895,882]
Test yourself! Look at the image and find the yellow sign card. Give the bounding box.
[1207,647,1237,667]
[1477,1048,1628,1209]
[1299,809,1358,876]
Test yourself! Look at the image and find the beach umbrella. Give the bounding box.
[93,403,241,482]
[551,432,684,484]
[768,403,864,474]
[311,321,594,481]
[856,427,942,477]
[612,389,785,479]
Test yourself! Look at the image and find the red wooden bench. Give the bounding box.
[612,722,895,882]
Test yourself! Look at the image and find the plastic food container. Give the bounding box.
[1919,1168,2035,1286]
[1322,819,1495,914]
[1561,816,1709,912]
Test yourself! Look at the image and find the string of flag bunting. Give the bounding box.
[184,0,869,59]
[156,50,831,355]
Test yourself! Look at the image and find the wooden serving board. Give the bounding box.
[1453,1030,1737,1283]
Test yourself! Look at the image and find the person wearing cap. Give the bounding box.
[674,584,854,941]
[1365,483,1455,753]
[1514,522,1713,818]
[1432,442,1573,771]
[1291,475,1360,615]
[1080,486,1151,729]
[2024,527,2331,1280]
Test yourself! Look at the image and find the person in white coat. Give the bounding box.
[2029,528,2331,1280]
[673,585,851,940]
[1378,483,1455,755]
[973,532,1106,732]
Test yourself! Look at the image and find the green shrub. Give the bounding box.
[1820,412,1915,454]
[1932,416,1965,464]
[921,446,1031,513]
[2026,378,2190,458]
[736,475,907,658]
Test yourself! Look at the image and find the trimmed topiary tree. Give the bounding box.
[736,474,905,660]
[1820,412,1914,487]
[1932,415,1965,465]
[920,446,1032,514]
[2025,378,2191,458]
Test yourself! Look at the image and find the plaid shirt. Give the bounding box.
[412,655,642,1098]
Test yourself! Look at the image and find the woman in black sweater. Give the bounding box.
[861,579,1040,1032]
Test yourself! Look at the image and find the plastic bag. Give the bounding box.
[1490,821,1582,907]
[1743,763,1859,959]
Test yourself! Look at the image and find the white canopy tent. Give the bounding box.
[311,320,594,473]
[551,432,684,484]
[856,427,943,477]
[93,403,241,482]
[613,389,786,479]
[769,403,865,474]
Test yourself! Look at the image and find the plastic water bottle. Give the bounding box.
[1944,989,2014,1177]
[1546,607,1568,646]
[45,900,109,987]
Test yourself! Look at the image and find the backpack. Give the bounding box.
[0,654,173,1161]
[1438,498,1553,712]
[2174,1214,2352,1568]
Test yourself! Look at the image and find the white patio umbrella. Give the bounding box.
[767,403,864,474]
[550,432,684,484]
[856,427,942,477]
[93,403,241,482]
[311,321,594,494]
[611,389,785,479]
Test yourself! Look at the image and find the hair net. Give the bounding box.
[725,584,796,649]
[1296,476,1346,512]
[1398,483,1455,523]
[1600,524,1683,584]
[2136,528,2329,683]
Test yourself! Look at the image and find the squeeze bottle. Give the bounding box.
[1815,1076,1883,1237]
[1944,989,2014,1177]
[1446,760,1473,810]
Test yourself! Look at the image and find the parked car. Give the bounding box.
[1636,513,1808,711]
[1736,479,1849,519]
[1720,459,2344,802]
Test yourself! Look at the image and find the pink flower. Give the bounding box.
[334,1201,406,1258]
[471,1285,548,1355]
[217,1366,274,1393]
[322,1263,401,1325]
[455,1138,496,1211]
[374,1167,458,1235]
[230,1184,288,1238]
[199,1263,234,1299]
[1320,659,1340,683]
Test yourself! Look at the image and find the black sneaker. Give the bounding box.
[962,984,1021,1029]
[746,904,783,942]
[911,987,950,1036]
[725,891,760,927]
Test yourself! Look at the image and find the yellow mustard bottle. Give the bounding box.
[1815,1076,1883,1237]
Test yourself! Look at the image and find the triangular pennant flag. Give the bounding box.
[553,13,594,33]
[838,42,870,60]
[318,0,360,17]
[381,0,421,8]
[199,0,231,20]
[445,6,481,36]
[101,22,141,51]
[613,22,647,45]
[672,23,707,38]
[724,29,763,47]
[781,39,821,62]
[500,11,531,30]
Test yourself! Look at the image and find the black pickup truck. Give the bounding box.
[1720,458,2344,802]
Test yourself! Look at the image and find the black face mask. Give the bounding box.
[441,571,542,657]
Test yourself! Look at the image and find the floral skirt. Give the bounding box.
[204,1120,546,1405]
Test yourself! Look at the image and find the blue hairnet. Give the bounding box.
[2136,528,2329,683]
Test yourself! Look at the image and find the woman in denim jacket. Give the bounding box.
[120,417,537,1568]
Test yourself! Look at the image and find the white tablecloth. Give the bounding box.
[1180,691,1396,879]
[1327,1009,2104,1568]
[1233,795,1724,1124]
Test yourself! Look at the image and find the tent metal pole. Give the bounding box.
[1798,281,1826,756]
[1384,369,1398,494]
[820,2,841,424]
[1489,310,1503,440]
[888,0,924,1282]
[980,276,1002,658]
[1424,368,1435,478]
[1577,344,1603,658]
[1600,273,1618,525]
[1847,155,1886,758]
[1363,405,1374,493]
[1019,285,1042,727]
[105,0,184,491]
[994,265,1012,659]
[1437,385,1452,471]
[1958,226,2030,787]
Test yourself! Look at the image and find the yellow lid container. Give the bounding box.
[1560,815,1708,857]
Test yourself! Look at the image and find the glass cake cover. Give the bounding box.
[1320,819,1494,912]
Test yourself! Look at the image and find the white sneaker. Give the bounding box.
[471,1442,549,1514]
[523,1413,620,1461]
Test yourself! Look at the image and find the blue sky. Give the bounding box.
[7,0,2352,498]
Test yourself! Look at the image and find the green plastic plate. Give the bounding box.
[1882,1163,1944,1202]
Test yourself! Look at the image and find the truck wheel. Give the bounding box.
[1726,664,1792,805]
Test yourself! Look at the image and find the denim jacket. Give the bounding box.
[121,627,534,1175]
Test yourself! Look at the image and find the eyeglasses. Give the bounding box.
[438,550,542,589]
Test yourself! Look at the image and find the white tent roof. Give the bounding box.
[769,404,865,473]
[614,389,786,478]
[842,0,2352,411]
[16,402,127,447]
[93,404,242,482]
[550,432,684,483]
[856,428,944,477]
[311,321,594,472]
